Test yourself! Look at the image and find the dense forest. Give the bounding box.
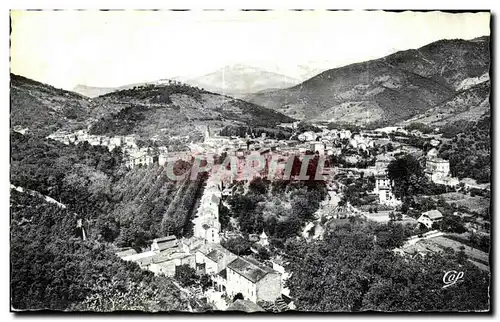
[10,74,90,138]
[10,190,189,311]
[222,177,327,244]
[439,114,491,183]
[283,219,490,311]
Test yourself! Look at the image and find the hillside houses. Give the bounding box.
[193,180,222,244]
[424,149,459,187]
[373,174,400,206]
[373,154,395,173]
[117,234,283,306]
[47,129,139,152]
[226,257,282,304]
[148,248,196,276]
[417,209,444,229]
[151,235,178,252]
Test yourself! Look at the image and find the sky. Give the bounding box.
[10,10,490,90]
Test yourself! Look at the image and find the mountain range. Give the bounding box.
[12,36,490,141]
[245,36,490,125]
[173,64,301,98]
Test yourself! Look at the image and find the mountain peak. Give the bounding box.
[180,64,301,98]
[246,37,490,125]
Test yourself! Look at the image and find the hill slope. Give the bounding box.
[11,75,293,144]
[405,79,490,126]
[10,74,90,137]
[89,82,295,144]
[246,36,490,125]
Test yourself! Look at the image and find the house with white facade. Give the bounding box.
[417,209,444,229]
[226,257,282,304]
[373,174,400,206]
[424,150,459,187]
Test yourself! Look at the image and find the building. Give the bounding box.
[193,190,221,244]
[180,237,206,253]
[311,142,325,155]
[424,153,458,186]
[121,250,156,269]
[430,139,441,147]
[151,236,178,253]
[115,248,138,258]
[432,175,460,187]
[226,257,282,304]
[374,154,395,174]
[417,209,444,229]
[126,152,154,168]
[196,221,220,244]
[257,231,269,247]
[374,126,400,134]
[204,247,238,275]
[338,129,352,139]
[271,257,291,297]
[426,148,439,158]
[148,250,196,277]
[298,131,317,142]
[373,174,392,193]
[120,236,196,276]
[278,121,300,130]
[373,174,399,206]
[425,157,450,177]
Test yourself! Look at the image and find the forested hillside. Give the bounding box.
[284,220,490,311]
[10,133,206,310]
[89,82,295,145]
[11,190,189,311]
[439,114,491,183]
[11,132,201,248]
[10,74,90,137]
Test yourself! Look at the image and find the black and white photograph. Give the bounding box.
[9,9,491,313]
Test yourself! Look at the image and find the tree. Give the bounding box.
[174,264,197,287]
[283,221,490,312]
[199,274,212,292]
[221,236,252,256]
[387,155,426,198]
[440,216,466,234]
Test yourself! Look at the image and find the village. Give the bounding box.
[42,120,491,312]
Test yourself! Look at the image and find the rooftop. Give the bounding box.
[376,155,395,162]
[427,157,449,163]
[227,257,276,283]
[206,249,226,263]
[422,209,443,220]
[115,248,137,257]
[154,235,177,243]
[211,194,220,205]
